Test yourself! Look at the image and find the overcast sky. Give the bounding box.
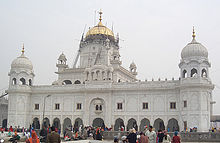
[0,0,220,114]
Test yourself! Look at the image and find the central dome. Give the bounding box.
[85,11,114,40]
[85,21,114,38]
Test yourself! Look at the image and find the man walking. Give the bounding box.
[46,126,61,143]
[145,126,156,143]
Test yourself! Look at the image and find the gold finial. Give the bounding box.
[192,26,196,39]
[22,43,25,54]
[99,9,103,22]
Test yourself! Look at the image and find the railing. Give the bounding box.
[102,131,220,142]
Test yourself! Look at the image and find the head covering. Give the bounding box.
[31,130,37,139]
[174,131,178,136]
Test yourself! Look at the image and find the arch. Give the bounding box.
[92,118,105,128]
[42,117,50,128]
[74,118,83,131]
[114,118,125,131]
[32,117,40,129]
[139,118,150,132]
[182,70,187,78]
[29,79,32,86]
[127,118,138,131]
[74,80,81,84]
[191,68,197,77]
[153,118,165,131]
[12,78,17,85]
[202,69,207,77]
[167,118,179,132]
[62,80,72,85]
[20,78,26,85]
[99,105,102,111]
[53,118,61,130]
[2,119,7,128]
[63,118,72,133]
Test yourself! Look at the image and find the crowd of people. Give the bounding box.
[114,126,181,143]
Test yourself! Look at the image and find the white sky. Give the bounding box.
[0,0,220,114]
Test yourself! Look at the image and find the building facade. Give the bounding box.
[6,12,214,132]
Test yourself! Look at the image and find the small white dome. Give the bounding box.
[58,53,67,61]
[130,62,136,68]
[11,53,33,70]
[181,32,208,60]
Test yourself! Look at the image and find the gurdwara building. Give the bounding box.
[7,12,214,133]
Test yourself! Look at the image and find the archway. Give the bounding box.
[2,119,7,128]
[42,117,50,128]
[140,118,150,132]
[74,80,81,84]
[74,118,83,131]
[191,68,197,77]
[20,78,26,85]
[62,80,72,85]
[202,69,207,77]
[92,118,104,128]
[12,78,16,85]
[53,118,61,130]
[167,118,179,132]
[32,117,40,129]
[114,118,125,131]
[182,70,187,78]
[153,118,165,131]
[127,118,138,131]
[63,118,72,133]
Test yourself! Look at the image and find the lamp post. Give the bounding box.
[42,95,51,128]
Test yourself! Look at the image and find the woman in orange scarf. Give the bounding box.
[26,130,40,143]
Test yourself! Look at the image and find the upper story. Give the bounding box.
[7,12,213,93]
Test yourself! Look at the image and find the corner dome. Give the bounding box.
[11,49,33,70]
[181,29,208,60]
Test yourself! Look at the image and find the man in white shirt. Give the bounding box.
[145,126,157,143]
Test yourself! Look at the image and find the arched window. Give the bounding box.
[202,69,207,77]
[12,78,17,85]
[99,105,102,111]
[191,68,197,77]
[29,79,32,86]
[62,80,72,85]
[118,79,121,82]
[20,78,26,85]
[96,105,99,111]
[74,80,81,84]
[182,70,187,78]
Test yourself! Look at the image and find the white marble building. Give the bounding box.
[6,12,214,132]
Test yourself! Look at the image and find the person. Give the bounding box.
[46,126,61,143]
[9,126,13,132]
[40,126,47,142]
[9,131,20,143]
[172,131,180,143]
[162,130,171,143]
[126,129,137,143]
[157,130,164,143]
[139,132,148,143]
[121,136,127,143]
[145,126,156,143]
[96,127,102,140]
[26,130,40,143]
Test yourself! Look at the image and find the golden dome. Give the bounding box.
[85,11,114,39]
